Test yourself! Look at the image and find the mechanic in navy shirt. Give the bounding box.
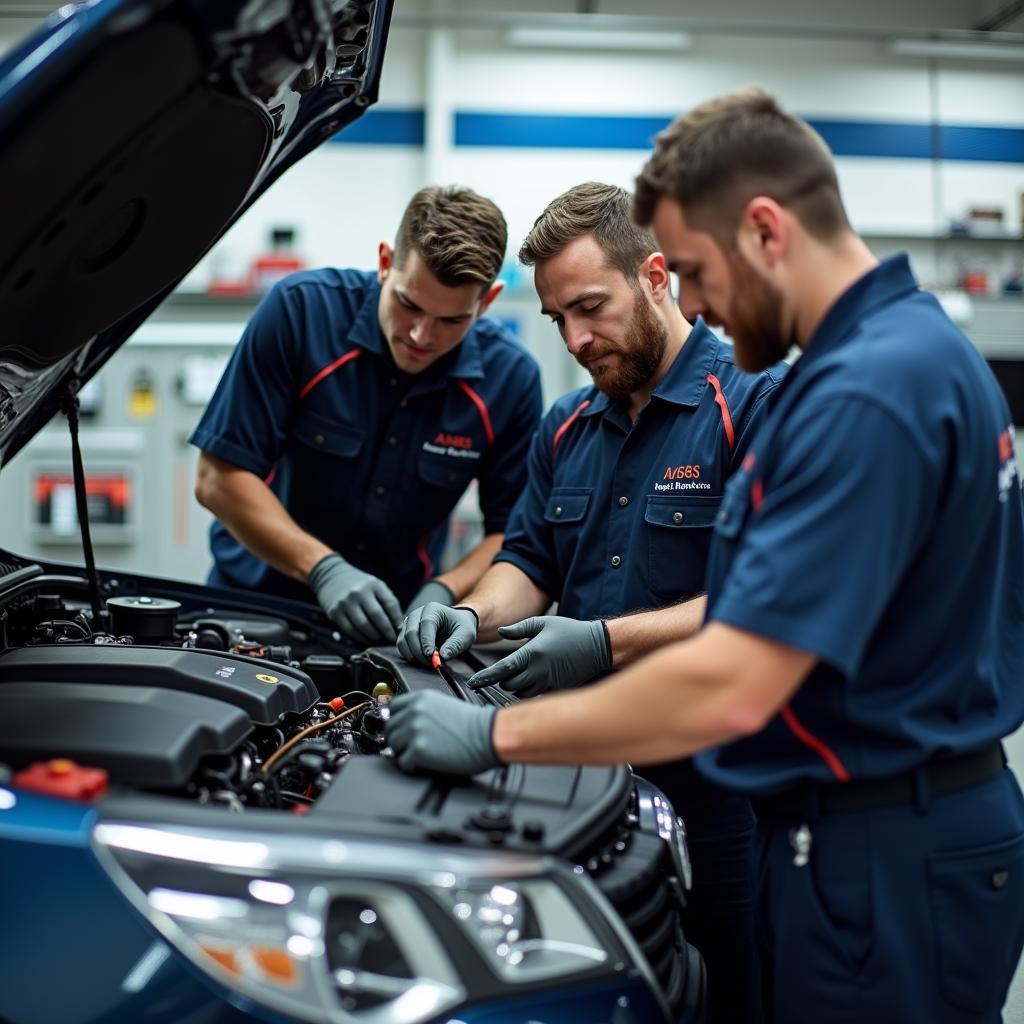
[387,93,1024,1023]
[399,182,784,1024]
[191,187,542,644]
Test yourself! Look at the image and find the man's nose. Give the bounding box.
[410,316,434,345]
[563,320,593,356]
[678,286,705,323]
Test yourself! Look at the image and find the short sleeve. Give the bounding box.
[709,393,936,677]
[189,283,301,477]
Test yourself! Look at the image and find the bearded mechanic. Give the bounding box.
[389,92,1024,1024]
[398,181,784,1024]
[191,187,541,644]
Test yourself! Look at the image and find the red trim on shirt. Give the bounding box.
[417,535,434,581]
[457,380,495,445]
[751,477,764,510]
[552,399,591,455]
[780,705,851,782]
[299,348,361,400]
[264,466,277,487]
[706,373,736,452]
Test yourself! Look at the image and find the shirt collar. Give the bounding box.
[346,277,386,355]
[579,315,720,419]
[797,253,919,371]
[345,275,486,383]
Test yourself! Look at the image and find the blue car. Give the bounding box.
[0,3,705,1022]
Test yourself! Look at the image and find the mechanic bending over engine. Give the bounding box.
[399,181,785,1024]
[190,186,542,645]
[388,91,1024,1024]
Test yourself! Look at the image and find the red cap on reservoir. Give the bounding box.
[14,759,109,801]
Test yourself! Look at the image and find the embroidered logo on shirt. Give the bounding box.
[422,432,482,460]
[433,432,473,449]
[653,464,711,492]
[998,426,1018,503]
[662,464,702,480]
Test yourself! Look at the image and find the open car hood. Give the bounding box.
[0,0,392,466]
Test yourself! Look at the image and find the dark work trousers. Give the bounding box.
[640,759,763,1024]
[754,767,1024,1024]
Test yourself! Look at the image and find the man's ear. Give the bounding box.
[739,197,786,270]
[377,242,393,284]
[641,252,670,303]
[478,279,504,314]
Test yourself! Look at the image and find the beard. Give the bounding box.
[719,249,795,373]
[579,289,668,404]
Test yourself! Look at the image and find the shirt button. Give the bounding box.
[618,496,629,507]
[673,511,684,524]
[554,506,563,517]
[610,555,621,567]
[992,870,1010,890]
[314,434,324,445]
[399,399,408,408]
[717,510,728,524]
[375,485,386,496]
[389,377,397,387]
[388,436,398,446]
[356,543,367,552]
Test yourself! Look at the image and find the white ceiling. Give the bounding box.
[2,0,1022,40]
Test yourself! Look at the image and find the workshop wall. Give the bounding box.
[191,24,1024,294]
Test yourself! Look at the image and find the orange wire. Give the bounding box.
[260,702,368,775]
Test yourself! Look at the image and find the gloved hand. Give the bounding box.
[466,616,611,699]
[308,553,402,645]
[386,691,501,774]
[404,578,455,614]
[397,602,479,665]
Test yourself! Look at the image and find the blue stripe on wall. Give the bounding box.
[805,119,934,159]
[940,125,1024,163]
[452,110,1024,164]
[330,107,1024,163]
[455,112,669,150]
[329,108,424,146]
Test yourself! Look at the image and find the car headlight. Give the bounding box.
[434,877,608,982]
[92,820,633,1024]
[635,778,692,891]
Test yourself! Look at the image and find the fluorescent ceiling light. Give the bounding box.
[507,27,691,52]
[887,38,1024,62]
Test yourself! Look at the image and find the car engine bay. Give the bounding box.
[0,558,703,1018]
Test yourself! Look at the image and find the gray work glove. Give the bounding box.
[397,602,479,665]
[467,615,611,699]
[308,553,402,645]
[405,579,455,614]
[386,691,501,775]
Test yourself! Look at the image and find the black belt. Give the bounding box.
[751,744,1006,820]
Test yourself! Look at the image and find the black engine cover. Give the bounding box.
[0,681,249,788]
[0,645,318,724]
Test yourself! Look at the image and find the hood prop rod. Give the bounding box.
[62,380,104,629]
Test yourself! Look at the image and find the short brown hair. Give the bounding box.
[394,186,507,288]
[519,182,657,282]
[634,88,850,244]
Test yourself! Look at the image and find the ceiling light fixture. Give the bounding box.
[506,26,692,53]
[886,38,1024,62]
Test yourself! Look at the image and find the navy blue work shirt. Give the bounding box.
[495,320,785,618]
[190,268,542,606]
[699,255,1024,794]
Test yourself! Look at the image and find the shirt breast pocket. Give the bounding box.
[417,452,478,493]
[292,406,366,460]
[544,487,592,569]
[645,494,721,598]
